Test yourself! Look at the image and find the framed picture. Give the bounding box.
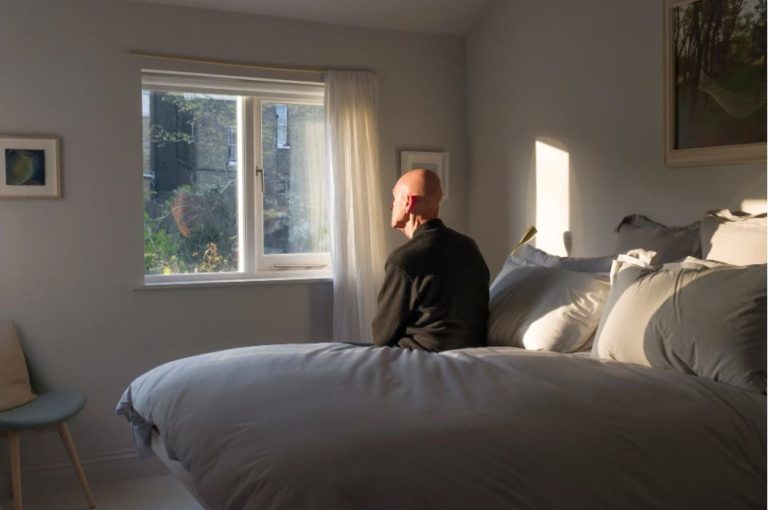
[400,151,450,199]
[664,0,766,166]
[0,135,61,198]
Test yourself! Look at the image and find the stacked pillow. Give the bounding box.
[591,251,766,393]
[488,245,611,353]
[699,209,766,265]
[486,214,702,354]
[497,244,614,274]
[614,214,701,263]
[489,208,766,393]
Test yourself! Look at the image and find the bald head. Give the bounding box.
[395,169,443,215]
[390,169,443,237]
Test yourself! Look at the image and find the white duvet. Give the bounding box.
[116,343,765,510]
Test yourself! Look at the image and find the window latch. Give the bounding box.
[255,167,264,193]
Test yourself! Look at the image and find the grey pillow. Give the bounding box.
[513,244,614,273]
[489,264,610,352]
[592,254,766,393]
[489,245,613,293]
[700,209,766,266]
[615,214,701,263]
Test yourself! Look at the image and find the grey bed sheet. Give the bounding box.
[116,343,766,510]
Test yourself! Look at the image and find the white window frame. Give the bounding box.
[142,71,331,285]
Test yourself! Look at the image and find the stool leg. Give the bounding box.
[8,431,22,510]
[58,423,96,508]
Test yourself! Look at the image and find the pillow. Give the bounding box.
[489,245,613,292]
[488,263,610,352]
[700,209,766,265]
[615,214,701,263]
[512,244,614,273]
[0,320,36,411]
[592,252,766,393]
[662,256,724,271]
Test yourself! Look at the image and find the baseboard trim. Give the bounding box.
[0,447,168,498]
[0,447,137,475]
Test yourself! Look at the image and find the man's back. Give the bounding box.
[372,219,490,352]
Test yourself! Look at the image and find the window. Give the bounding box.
[142,71,330,283]
[226,127,237,166]
[275,104,290,149]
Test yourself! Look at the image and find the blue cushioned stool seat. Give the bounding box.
[0,392,86,431]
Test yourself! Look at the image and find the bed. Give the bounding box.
[117,211,767,509]
[116,342,765,509]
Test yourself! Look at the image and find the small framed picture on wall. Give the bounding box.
[0,135,61,198]
[400,151,450,199]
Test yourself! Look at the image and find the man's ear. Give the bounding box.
[405,194,418,214]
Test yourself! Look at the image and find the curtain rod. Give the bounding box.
[130,51,370,74]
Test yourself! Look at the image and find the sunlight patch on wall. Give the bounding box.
[535,139,570,256]
[740,199,766,214]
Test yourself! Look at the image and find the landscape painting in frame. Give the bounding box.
[400,151,450,199]
[0,136,60,198]
[665,0,766,166]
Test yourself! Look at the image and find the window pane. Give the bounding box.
[143,90,240,275]
[262,102,329,255]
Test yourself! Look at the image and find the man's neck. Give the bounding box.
[403,215,437,239]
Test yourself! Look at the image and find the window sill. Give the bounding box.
[134,272,332,291]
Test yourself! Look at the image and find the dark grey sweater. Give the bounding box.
[371,219,490,352]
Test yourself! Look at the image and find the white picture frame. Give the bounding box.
[399,151,450,199]
[0,135,61,198]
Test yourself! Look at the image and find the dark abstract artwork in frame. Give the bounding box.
[0,135,61,198]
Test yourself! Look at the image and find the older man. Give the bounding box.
[371,169,490,352]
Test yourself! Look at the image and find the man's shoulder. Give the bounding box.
[386,223,484,273]
[432,225,484,258]
[385,233,437,277]
[386,241,418,271]
[441,225,479,245]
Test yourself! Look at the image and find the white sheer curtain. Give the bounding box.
[325,71,387,342]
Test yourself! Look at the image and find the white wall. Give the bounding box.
[0,0,467,485]
[466,0,766,273]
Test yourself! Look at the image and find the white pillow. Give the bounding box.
[592,251,766,393]
[488,264,610,352]
[700,209,766,265]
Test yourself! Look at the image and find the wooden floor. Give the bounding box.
[0,475,203,510]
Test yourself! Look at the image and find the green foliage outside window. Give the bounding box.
[142,90,328,275]
[143,91,239,275]
[144,185,238,275]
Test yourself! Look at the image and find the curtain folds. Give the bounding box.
[325,71,387,342]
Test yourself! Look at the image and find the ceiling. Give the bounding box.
[121,0,495,35]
